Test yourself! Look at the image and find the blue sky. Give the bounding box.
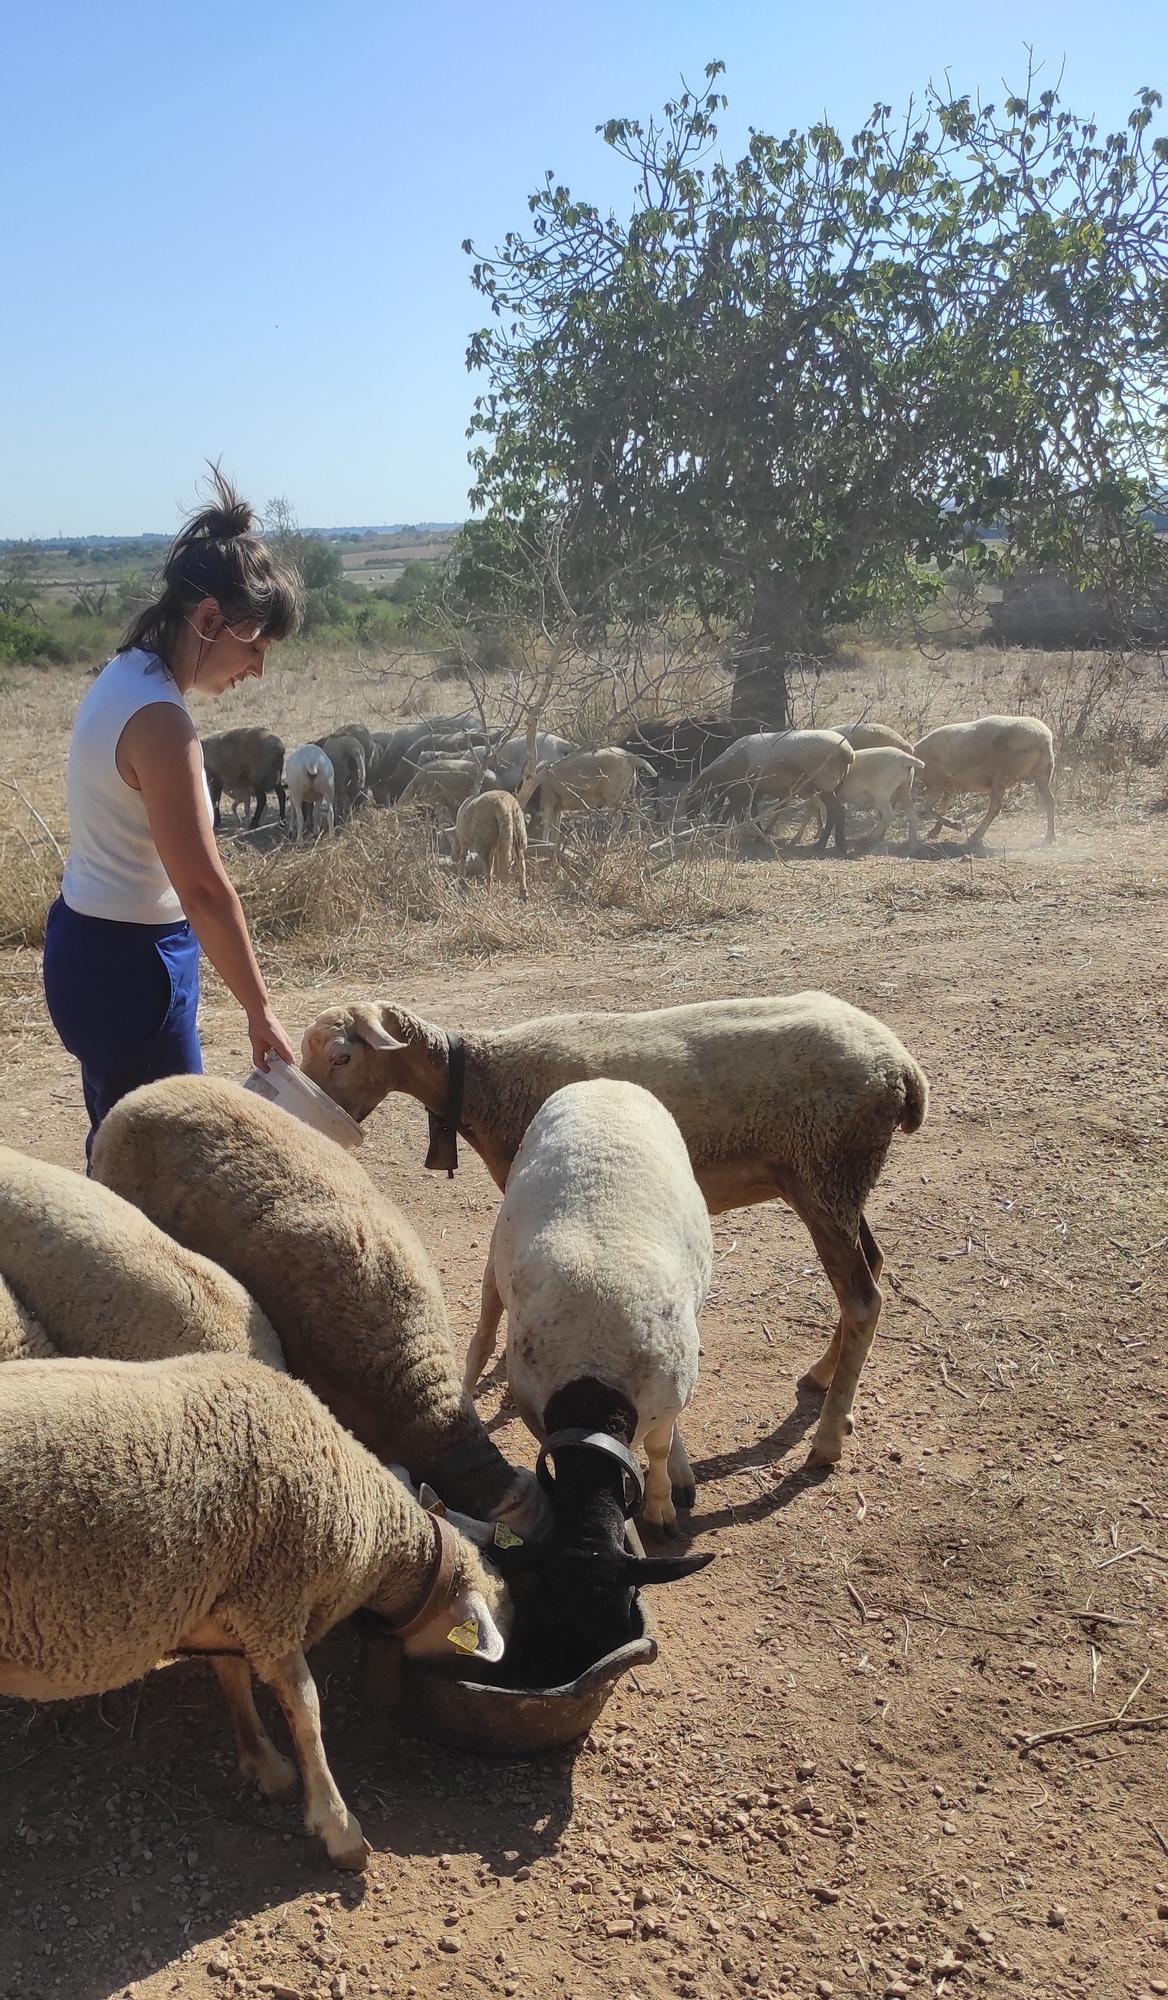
[1,0,1161,537]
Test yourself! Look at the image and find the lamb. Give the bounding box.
[518,746,657,841]
[791,747,925,853]
[201,727,286,831]
[397,754,498,817]
[285,743,336,841]
[460,1081,714,1682]
[685,729,854,832]
[0,1144,283,1368]
[301,992,930,1465]
[912,715,1057,846]
[92,1077,549,1534]
[0,1354,509,1869]
[314,732,367,820]
[450,790,529,899]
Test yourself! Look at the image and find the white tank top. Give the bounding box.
[62,649,212,925]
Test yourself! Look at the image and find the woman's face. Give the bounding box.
[187,599,276,695]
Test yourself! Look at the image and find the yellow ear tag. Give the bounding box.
[447,1619,480,1654]
[494,1521,523,1550]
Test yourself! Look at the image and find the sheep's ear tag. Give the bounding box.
[494,1521,523,1550]
[447,1618,480,1654]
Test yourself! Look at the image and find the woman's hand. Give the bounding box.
[248,1007,296,1072]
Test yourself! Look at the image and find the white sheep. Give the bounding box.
[830,722,914,753]
[0,1275,54,1361]
[450,790,529,899]
[302,992,929,1466]
[460,1080,714,1682]
[790,746,925,852]
[201,727,287,831]
[285,743,336,841]
[492,732,578,794]
[92,1076,549,1535]
[518,747,657,842]
[0,1354,509,1869]
[912,714,1057,845]
[0,1144,283,1367]
[685,729,854,832]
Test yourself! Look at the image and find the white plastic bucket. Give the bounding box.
[242,1055,364,1151]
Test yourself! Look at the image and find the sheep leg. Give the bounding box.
[965,784,1006,847]
[208,775,224,831]
[667,1421,697,1510]
[641,1419,679,1538]
[800,1211,884,1393]
[796,1206,883,1466]
[249,790,266,831]
[210,1655,297,1799]
[263,1649,367,1870]
[789,799,818,846]
[276,780,287,824]
[463,1250,505,1395]
[516,842,528,902]
[1036,770,1057,843]
[925,787,952,839]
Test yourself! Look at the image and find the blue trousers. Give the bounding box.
[42,898,203,1163]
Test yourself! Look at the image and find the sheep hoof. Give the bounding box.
[807,1433,843,1468]
[641,1503,679,1538]
[797,1367,831,1396]
[671,1480,697,1510]
[251,1751,298,1800]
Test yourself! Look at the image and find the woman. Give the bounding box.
[43,471,301,1162]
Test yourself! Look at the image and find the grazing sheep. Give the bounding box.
[462,1080,714,1682]
[450,790,529,899]
[791,747,925,853]
[285,743,336,841]
[831,722,914,753]
[0,1276,54,1361]
[0,1354,509,1869]
[913,715,1057,845]
[491,732,578,794]
[92,1077,549,1534]
[519,747,657,841]
[371,714,482,803]
[397,754,498,817]
[314,732,367,819]
[0,1144,282,1368]
[302,994,929,1465]
[686,729,853,831]
[334,722,378,767]
[201,727,286,831]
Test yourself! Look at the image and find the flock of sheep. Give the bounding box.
[201,709,1059,884]
[1,986,929,1872]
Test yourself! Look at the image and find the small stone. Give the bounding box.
[1149,1983,1167,1997]
[796,1762,817,1781]
[1047,1904,1068,1929]
[605,1921,634,1939]
[942,1819,957,1835]
[633,1887,654,1909]
[331,1978,347,2000]
[438,1936,462,1954]
[816,1984,834,1998]
[973,1930,994,1947]
[1158,1903,1168,1921]
[207,1958,233,1980]
[811,1885,841,1904]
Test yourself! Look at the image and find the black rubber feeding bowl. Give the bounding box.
[402,1599,657,1754]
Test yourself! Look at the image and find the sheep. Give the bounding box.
[791,747,925,854]
[830,721,914,753]
[92,1077,550,1534]
[370,713,483,803]
[301,993,930,1465]
[0,1354,509,1869]
[285,743,336,841]
[334,722,378,769]
[0,1144,283,1368]
[491,732,578,794]
[397,754,498,817]
[0,1275,54,1361]
[313,732,367,820]
[912,715,1057,846]
[458,1080,714,1682]
[518,746,657,842]
[685,729,854,832]
[450,789,528,899]
[201,727,286,831]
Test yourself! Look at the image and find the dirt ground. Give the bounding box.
[1,664,1167,2000]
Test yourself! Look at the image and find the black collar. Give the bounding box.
[536,1429,645,1518]
[424,1030,466,1177]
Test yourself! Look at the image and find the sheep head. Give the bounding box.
[300,1002,440,1121]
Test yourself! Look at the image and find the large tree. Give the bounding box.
[464,65,1168,723]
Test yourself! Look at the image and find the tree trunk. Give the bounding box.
[730,577,818,729]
